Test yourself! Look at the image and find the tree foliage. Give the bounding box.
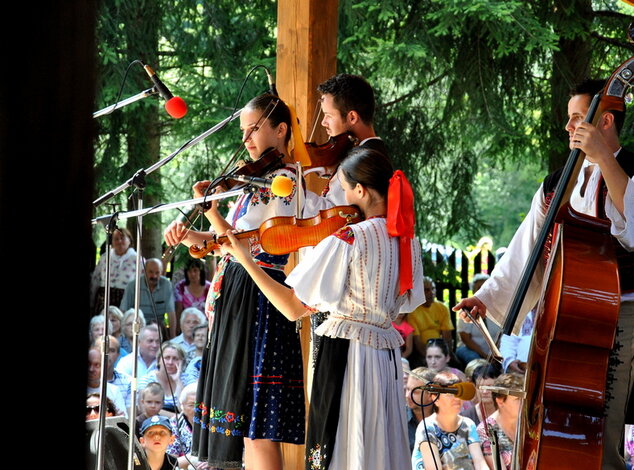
[93,0,634,259]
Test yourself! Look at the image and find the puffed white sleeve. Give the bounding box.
[475,186,547,332]
[285,233,353,313]
[605,176,634,251]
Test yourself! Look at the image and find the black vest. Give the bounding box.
[542,148,634,293]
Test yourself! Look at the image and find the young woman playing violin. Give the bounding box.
[164,94,305,470]
[220,147,425,470]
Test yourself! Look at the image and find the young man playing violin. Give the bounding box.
[306,73,390,210]
[454,79,633,469]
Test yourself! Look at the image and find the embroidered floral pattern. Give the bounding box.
[333,225,355,245]
[205,255,230,324]
[307,443,327,470]
[248,172,296,207]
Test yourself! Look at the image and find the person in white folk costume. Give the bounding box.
[220,146,426,470]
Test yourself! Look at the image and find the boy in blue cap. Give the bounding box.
[139,415,178,470]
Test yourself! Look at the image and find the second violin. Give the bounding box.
[189,205,362,257]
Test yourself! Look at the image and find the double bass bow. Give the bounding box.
[504,57,634,469]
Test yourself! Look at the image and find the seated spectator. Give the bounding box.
[87,347,126,417]
[120,308,147,355]
[499,308,535,374]
[407,277,455,367]
[138,341,186,414]
[186,324,208,364]
[116,324,160,378]
[136,382,167,438]
[462,363,503,427]
[105,305,126,354]
[476,373,524,470]
[167,383,198,468]
[456,274,502,366]
[90,226,138,316]
[173,258,211,318]
[425,338,466,381]
[139,415,178,470]
[89,314,111,343]
[120,258,176,337]
[86,392,117,421]
[171,307,206,357]
[465,358,489,383]
[93,334,132,410]
[412,370,488,470]
[392,311,414,359]
[406,367,436,453]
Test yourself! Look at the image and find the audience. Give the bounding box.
[116,324,160,378]
[407,277,455,367]
[93,334,132,410]
[86,392,117,421]
[136,382,168,438]
[120,258,176,338]
[139,415,178,470]
[393,311,415,359]
[171,307,206,357]
[411,370,488,470]
[89,314,111,344]
[173,258,211,319]
[120,308,147,355]
[87,347,126,417]
[476,373,524,470]
[90,226,138,316]
[462,363,503,427]
[425,338,466,381]
[137,341,186,414]
[406,367,436,453]
[88,254,531,468]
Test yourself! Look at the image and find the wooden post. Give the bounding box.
[276,1,339,468]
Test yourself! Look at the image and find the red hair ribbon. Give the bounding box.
[387,170,415,295]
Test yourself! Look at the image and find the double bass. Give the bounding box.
[504,57,634,469]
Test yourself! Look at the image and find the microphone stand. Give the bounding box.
[93,186,259,470]
[93,87,159,119]
[91,109,242,470]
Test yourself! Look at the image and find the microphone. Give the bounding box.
[143,64,188,118]
[423,381,476,400]
[227,174,294,197]
[265,68,278,96]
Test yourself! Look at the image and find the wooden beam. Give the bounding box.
[276,1,339,468]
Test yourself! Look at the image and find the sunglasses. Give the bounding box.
[86,405,99,414]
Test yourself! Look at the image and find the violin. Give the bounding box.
[188,205,362,258]
[303,132,358,171]
[221,147,285,189]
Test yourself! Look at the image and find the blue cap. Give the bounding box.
[140,415,172,435]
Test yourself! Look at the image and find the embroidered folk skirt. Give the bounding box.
[306,336,410,470]
[191,260,305,469]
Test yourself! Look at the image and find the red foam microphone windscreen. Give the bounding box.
[165,96,188,119]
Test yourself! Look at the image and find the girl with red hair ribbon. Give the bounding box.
[221,146,426,470]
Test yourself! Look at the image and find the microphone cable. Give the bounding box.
[410,384,442,470]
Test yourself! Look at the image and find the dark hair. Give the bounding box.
[570,78,625,134]
[244,93,292,143]
[491,373,524,409]
[317,74,376,125]
[339,147,394,197]
[87,392,118,416]
[471,363,502,383]
[425,337,450,357]
[184,258,206,286]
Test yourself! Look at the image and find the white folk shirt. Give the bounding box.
[476,149,634,333]
[286,217,426,350]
